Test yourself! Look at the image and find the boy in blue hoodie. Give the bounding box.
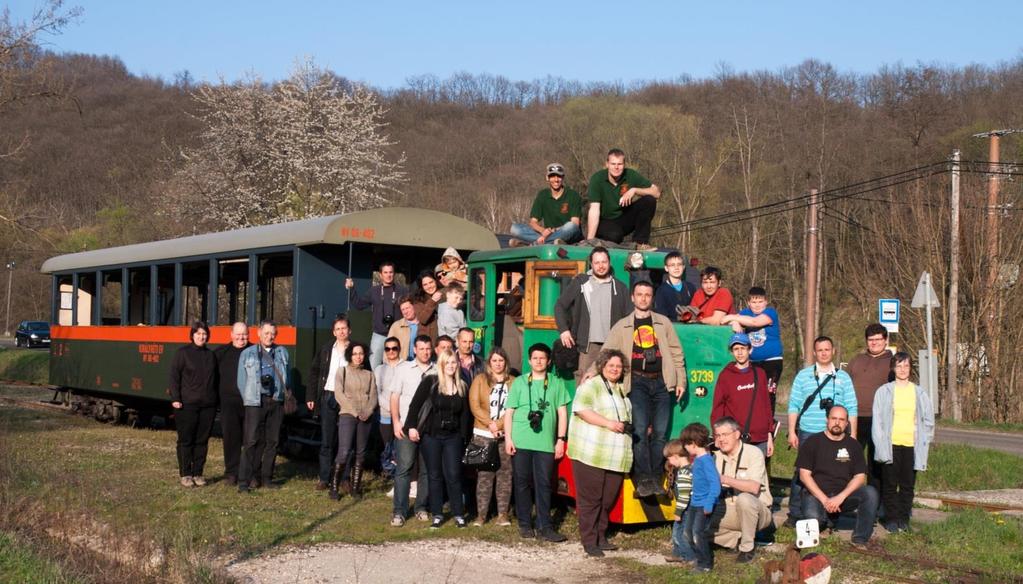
[679,423,721,573]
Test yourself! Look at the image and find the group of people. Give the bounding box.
[167,230,936,570]
[509,149,661,250]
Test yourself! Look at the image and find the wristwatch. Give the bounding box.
[557,435,567,442]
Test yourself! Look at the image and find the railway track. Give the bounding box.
[848,544,1023,584]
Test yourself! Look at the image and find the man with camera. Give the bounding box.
[785,336,858,526]
[346,261,408,369]
[710,417,773,564]
[237,321,291,492]
[710,333,774,459]
[584,280,685,498]
[307,316,352,490]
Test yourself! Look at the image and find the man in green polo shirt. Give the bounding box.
[509,162,584,246]
[586,148,661,250]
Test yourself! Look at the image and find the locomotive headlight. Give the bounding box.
[30,334,38,339]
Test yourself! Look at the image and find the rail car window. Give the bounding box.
[126,267,151,325]
[181,261,209,325]
[100,270,123,325]
[155,265,176,325]
[55,275,72,325]
[217,258,249,325]
[76,273,95,325]
[258,252,293,325]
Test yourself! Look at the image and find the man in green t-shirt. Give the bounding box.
[586,148,661,250]
[509,162,584,246]
[505,342,570,542]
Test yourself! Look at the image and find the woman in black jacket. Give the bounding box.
[405,349,471,528]
[169,321,218,487]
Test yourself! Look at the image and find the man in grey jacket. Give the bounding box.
[554,246,630,382]
[237,320,291,492]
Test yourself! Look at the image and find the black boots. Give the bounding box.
[351,461,364,497]
[328,463,344,500]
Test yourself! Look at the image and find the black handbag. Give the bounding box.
[463,438,500,470]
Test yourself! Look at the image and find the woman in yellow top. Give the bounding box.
[871,351,934,533]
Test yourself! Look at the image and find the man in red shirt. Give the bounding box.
[680,267,734,325]
[711,333,774,459]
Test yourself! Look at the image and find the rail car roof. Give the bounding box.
[41,207,500,274]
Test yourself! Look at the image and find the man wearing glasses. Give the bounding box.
[710,417,773,564]
[509,162,584,246]
[376,336,405,471]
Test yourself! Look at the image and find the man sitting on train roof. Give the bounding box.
[586,148,660,252]
[509,162,584,247]
[678,266,735,325]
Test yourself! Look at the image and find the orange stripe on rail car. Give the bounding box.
[50,325,297,345]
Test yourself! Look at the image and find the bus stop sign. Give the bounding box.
[879,298,900,334]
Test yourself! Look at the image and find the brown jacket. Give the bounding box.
[333,365,377,419]
[413,298,439,341]
[468,372,516,431]
[587,310,686,392]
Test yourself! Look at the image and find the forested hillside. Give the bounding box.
[2,31,1022,419]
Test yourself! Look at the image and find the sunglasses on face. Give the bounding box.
[384,346,400,352]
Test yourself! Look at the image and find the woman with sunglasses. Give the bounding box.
[376,336,404,484]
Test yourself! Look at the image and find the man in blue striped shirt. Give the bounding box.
[785,336,857,525]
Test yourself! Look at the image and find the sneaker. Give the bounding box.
[416,510,430,522]
[539,528,567,543]
[192,476,207,487]
[552,238,566,246]
[390,514,405,527]
[736,550,756,564]
[691,566,712,574]
[664,555,691,564]
[263,480,281,490]
[409,481,418,499]
[583,544,604,558]
[454,516,468,528]
[430,516,444,529]
[850,539,869,551]
[180,476,194,488]
[508,238,527,248]
[635,243,658,252]
[315,481,328,491]
[598,540,618,551]
[238,483,251,493]
[224,475,238,486]
[783,517,798,528]
[471,519,484,527]
[519,527,535,539]
[386,486,395,499]
[495,514,512,526]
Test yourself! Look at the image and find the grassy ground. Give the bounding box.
[2,399,1022,583]
[0,531,85,584]
[938,417,1023,435]
[0,347,49,385]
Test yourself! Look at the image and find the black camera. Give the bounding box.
[260,374,274,390]
[740,432,752,443]
[820,397,835,411]
[622,422,634,435]
[528,410,544,432]
[382,314,395,327]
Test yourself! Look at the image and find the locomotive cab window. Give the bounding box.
[258,252,293,325]
[523,260,584,329]
[55,275,72,325]
[127,267,151,325]
[217,257,249,325]
[180,261,210,325]
[155,265,176,325]
[100,270,123,325]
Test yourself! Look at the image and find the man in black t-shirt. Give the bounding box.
[795,406,879,547]
[584,280,686,497]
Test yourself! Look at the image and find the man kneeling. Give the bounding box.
[710,417,774,564]
[796,405,879,548]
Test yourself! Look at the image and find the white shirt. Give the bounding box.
[323,341,349,393]
[393,359,436,423]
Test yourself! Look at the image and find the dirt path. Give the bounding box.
[227,538,662,584]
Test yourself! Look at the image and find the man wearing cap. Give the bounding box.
[509,163,584,246]
[711,333,774,459]
[586,148,660,251]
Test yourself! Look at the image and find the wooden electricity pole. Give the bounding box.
[803,188,819,365]
[946,150,962,421]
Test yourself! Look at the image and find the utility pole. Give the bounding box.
[803,188,819,365]
[4,261,14,337]
[946,150,962,421]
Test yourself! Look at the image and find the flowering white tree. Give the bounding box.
[175,59,405,228]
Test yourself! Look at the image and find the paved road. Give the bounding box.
[774,414,1023,457]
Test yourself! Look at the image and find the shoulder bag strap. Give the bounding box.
[742,366,760,436]
[795,373,835,430]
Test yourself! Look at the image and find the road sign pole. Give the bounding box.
[925,272,936,409]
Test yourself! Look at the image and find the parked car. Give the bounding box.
[15,321,50,348]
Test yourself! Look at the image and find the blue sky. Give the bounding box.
[11,0,1023,88]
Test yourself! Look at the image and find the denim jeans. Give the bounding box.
[392,436,429,517]
[686,504,715,570]
[512,448,555,530]
[787,430,813,520]
[801,484,879,543]
[421,432,465,518]
[509,221,582,244]
[671,509,696,561]
[629,375,671,481]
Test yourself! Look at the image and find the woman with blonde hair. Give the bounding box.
[468,347,516,526]
[405,349,471,528]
